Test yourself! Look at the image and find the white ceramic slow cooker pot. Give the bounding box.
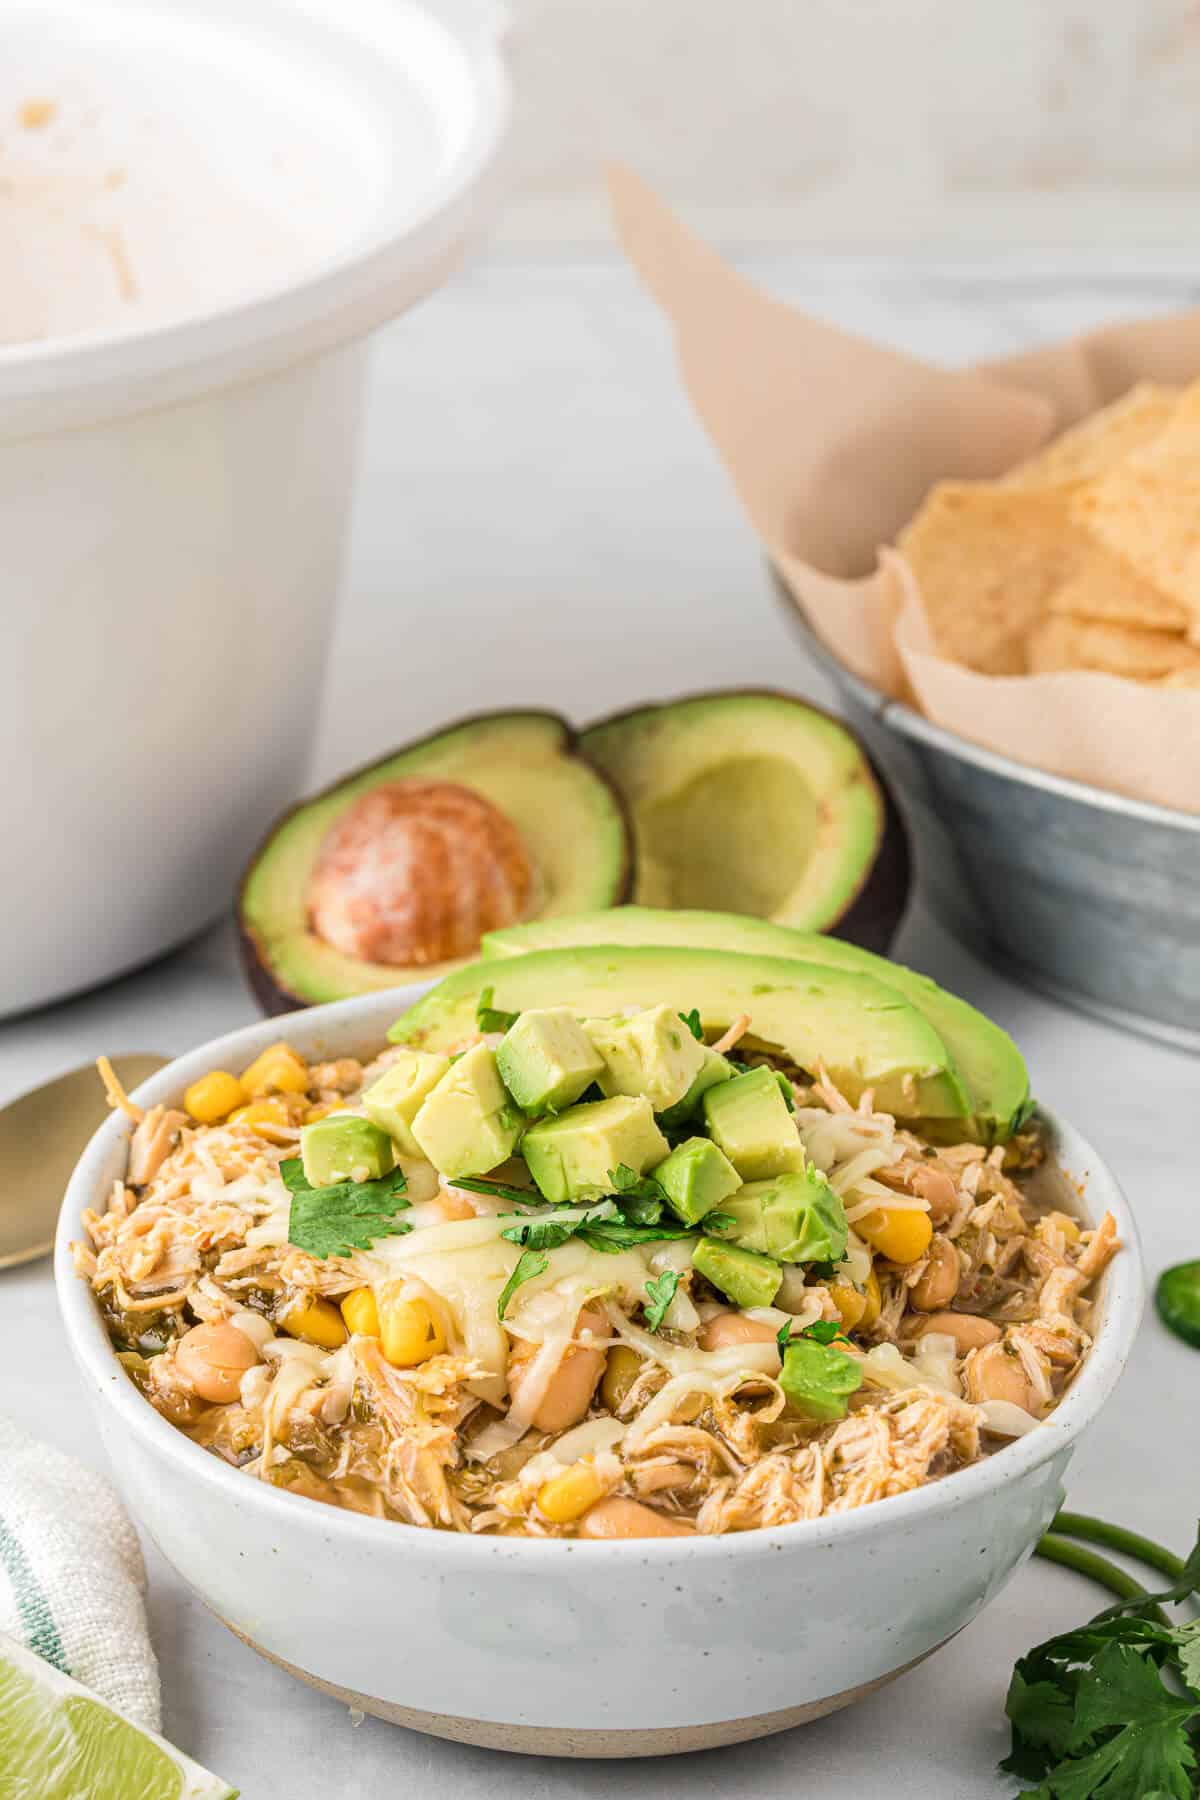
[55,986,1143,1757]
[1,0,509,1016]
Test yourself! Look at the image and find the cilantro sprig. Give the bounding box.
[643,1270,680,1332]
[776,1317,844,1355]
[679,1008,704,1042]
[497,1250,548,1319]
[451,1175,544,1207]
[1004,1512,1200,1799]
[703,1210,737,1235]
[476,987,520,1034]
[499,1195,694,1259]
[283,1159,410,1260]
[609,1162,668,1224]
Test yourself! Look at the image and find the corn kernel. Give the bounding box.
[229,1097,290,1132]
[537,1459,608,1524]
[857,1205,933,1266]
[829,1282,867,1332]
[241,1042,309,1099]
[304,1101,338,1123]
[341,1287,380,1337]
[184,1071,246,1125]
[281,1294,347,1350]
[379,1288,445,1367]
[857,1268,882,1329]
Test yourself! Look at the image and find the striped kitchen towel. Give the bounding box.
[0,1414,159,1730]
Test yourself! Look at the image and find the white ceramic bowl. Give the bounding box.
[1,0,509,1016]
[55,988,1143,1757]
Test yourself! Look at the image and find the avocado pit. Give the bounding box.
[307,779,534,967]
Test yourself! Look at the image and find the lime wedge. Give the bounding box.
[0,1633,237,1800]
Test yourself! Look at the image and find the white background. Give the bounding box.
[501,1,1200,245]
[3,254,1198,1795]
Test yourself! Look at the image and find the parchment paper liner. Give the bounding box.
[609,168,1200,815]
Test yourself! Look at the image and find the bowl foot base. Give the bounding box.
[222,1615,940,1757]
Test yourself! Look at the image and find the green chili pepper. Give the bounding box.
[1155,1258,1200,1348]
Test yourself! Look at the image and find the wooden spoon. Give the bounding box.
[0,1055,168,1270]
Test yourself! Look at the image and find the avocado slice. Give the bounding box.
[388,945,971,1128]
[722,1170,848,1265]
[692,1237,783,1309]
[652,1138,741,1226]
[237,712,632,1014]
[702,1066,805,1179]
[580,692,909,954]
[300,1114,394,1187]
[779,1337,863,1422]
[410,1043,524,1181]
[483,907,1028,1144]
[522,1095,668,1204]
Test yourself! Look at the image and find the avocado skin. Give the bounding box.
[236,710,633,1016]
[483,908,1029,1144]
[579,689,910,957]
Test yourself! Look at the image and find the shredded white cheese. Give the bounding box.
[978,1399,1042,1437]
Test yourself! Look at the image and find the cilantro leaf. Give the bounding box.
[679,1008,704,1042]
[452,1175,545,1207]
[607,1164,667,1224]
[1037,1712,1196,1800]
[703,1211,737,1234]
[476,986,520,1034]
[497,1250,548,1319]
[643,1270,680,1333]
[1070,1642,1198,1748]
[1173,1618,1200,1697]
[500,1218,576,1253]
[501,1201,619,1253]
[777,1318,844,1355]
[577,1218,695,1253]
[283,1159,411,1260]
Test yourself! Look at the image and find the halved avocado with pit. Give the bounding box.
[389,944,971,1129]
[580,691,910,955]
[238,712,631,1014]
[483,907,1029,1144]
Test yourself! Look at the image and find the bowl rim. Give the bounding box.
[55,983,1145,1565]
[769,559,1200,834]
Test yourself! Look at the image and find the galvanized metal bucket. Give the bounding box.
[773,573,1200,1051]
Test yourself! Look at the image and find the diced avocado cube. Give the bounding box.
[692,1237,782,1309]
[653,1138,741,1226]
[658,1045,735,1132]
[702,1065,804,1179]
[300,1113,394,1188]
[411,1043,524,1181]
[780,1338,863,1422]
[495,1007,605,1115]
[522,1095,668,1205]
[721,1168,848,1265]
[362,1052,451,1156]
[586,1004,707,1112]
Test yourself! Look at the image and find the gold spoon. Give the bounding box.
[0,1055,168,1270]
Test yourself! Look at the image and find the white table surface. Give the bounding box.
[3,252,1198,1799]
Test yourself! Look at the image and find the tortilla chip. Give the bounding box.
[1159,666,1200,689]
[1045,556,1190,631]
[1027,614,1200,680]
[1002,383,1179,492]
[1124,374,1200,472]
[1069,467,1200,628]
[898,484,1078,673]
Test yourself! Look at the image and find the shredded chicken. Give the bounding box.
[75,1040,1120,1538]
